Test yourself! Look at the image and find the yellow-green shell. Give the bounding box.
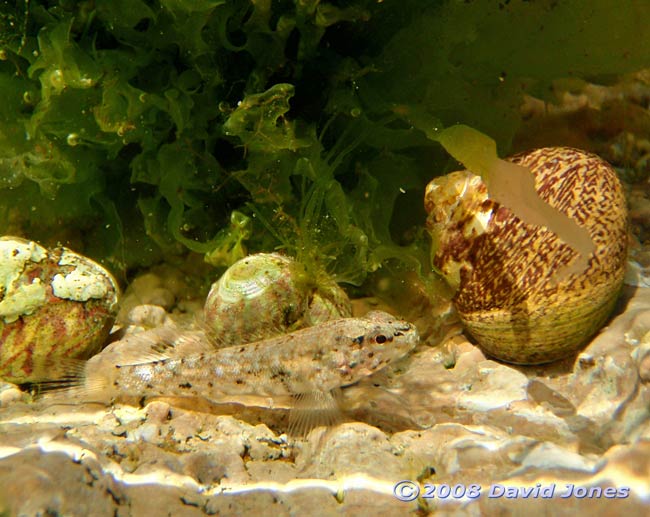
[0,236,120,382]
[203,253,351,347]
[425,147,628,364]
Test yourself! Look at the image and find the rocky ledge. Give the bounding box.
[1,275,649,515]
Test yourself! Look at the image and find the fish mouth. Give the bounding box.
[401,328,420,350]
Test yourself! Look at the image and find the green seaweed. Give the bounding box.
[0,0,648,286]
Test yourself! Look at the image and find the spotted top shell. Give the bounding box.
[0,236,120,382]
[425,147,628,364]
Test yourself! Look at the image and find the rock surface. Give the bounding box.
[1,279,650,515]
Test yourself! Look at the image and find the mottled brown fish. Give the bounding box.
[37,311,419,432]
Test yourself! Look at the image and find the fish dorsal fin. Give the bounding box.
[288,389,343,438]
[193,312,227,349]
[112,327,212,366]
[196,310,288,349]
[114,344,172,366]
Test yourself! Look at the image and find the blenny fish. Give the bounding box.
[37,311,419,432]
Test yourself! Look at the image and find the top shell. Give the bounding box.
[203,253,351,347]
[425,147,628,364]
[0,236,120,382]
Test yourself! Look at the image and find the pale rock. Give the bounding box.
[246,425,286,461]
[117,271,177,324]
[296,424,405,480]
[146,287,176,310]
[182,451,228,485]
[127,304,169,328]
[244,460,297,483]
[132,423,159,443]
[144,401,172,424]
[0,383,24,407]
[516,442,598,472]
[457,362,529,411]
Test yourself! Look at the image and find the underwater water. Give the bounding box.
[1,1,650,515]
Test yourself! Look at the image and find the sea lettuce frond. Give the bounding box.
[217,83,425,285]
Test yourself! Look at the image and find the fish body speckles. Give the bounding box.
[64,311,419,405]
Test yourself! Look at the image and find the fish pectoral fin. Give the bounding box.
[288,389,343,438]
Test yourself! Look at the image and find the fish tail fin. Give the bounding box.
[27,358,111,401]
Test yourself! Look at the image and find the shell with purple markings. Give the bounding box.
[203,252,352,347]
[425,147,628,364]
[0,236,120,382]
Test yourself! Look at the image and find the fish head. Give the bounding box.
[335,311,419,384]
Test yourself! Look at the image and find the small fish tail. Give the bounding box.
[28,358,111,400]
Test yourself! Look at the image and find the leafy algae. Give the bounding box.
[0,0,649,287]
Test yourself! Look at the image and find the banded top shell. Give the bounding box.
[203,253,352,347]
[425,147,628,364]
[0,236,120,382]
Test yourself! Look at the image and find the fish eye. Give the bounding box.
[375,334,387,344]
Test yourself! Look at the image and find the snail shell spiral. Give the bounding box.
[203,253,351,347]
[425,147,628,365]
